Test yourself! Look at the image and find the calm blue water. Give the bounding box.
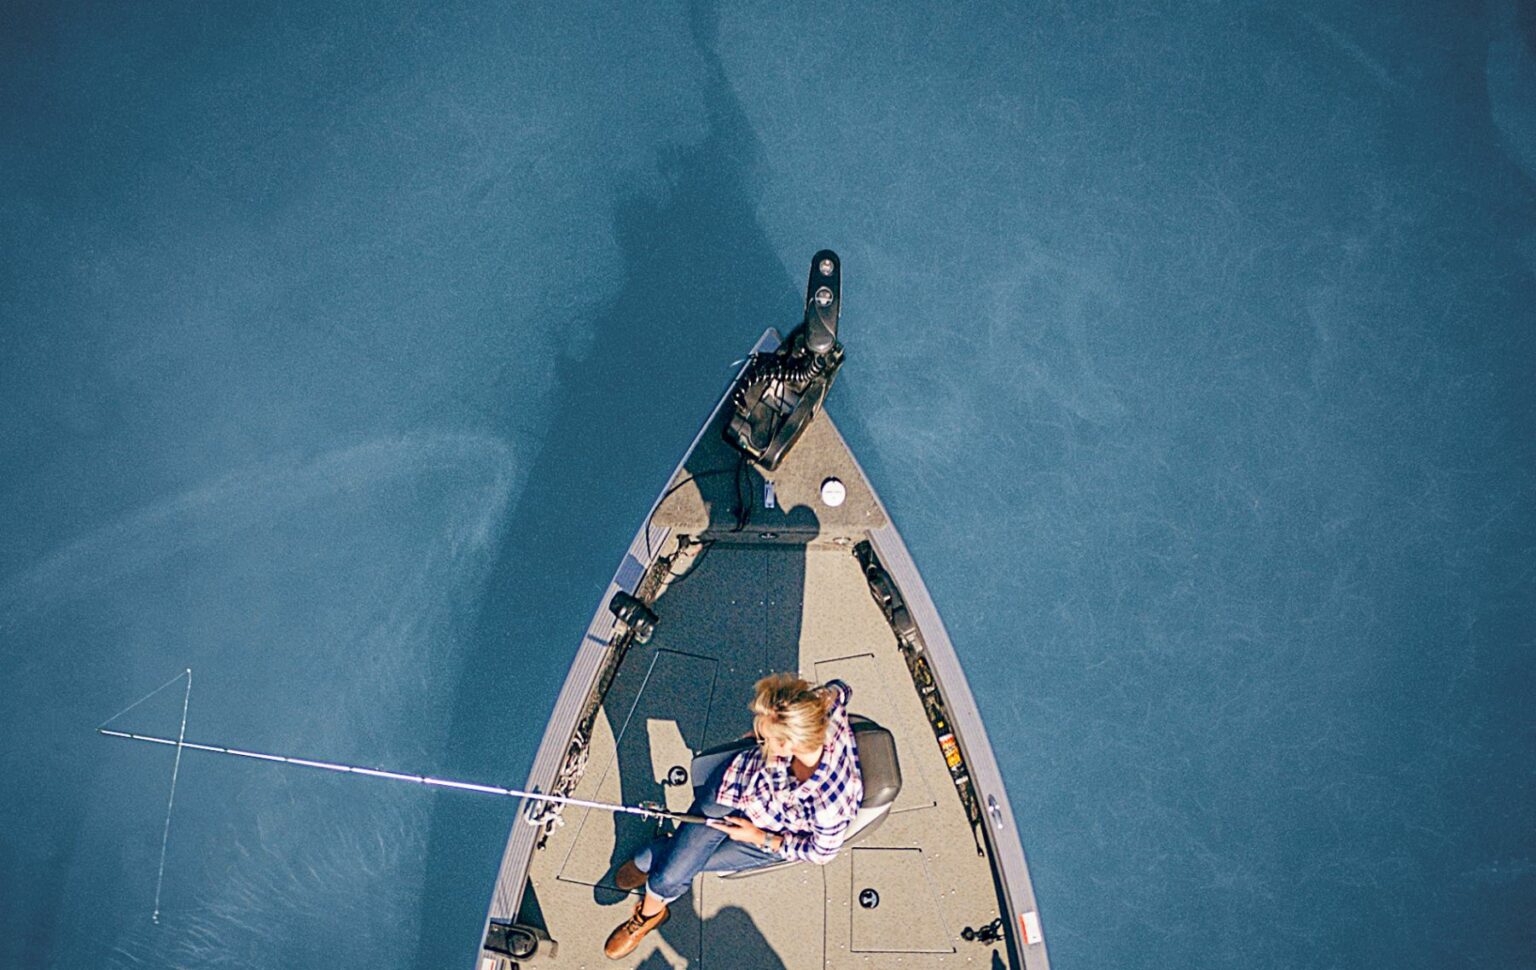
[3,2,1532,968]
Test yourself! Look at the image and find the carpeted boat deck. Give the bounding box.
[513,412,1008,969]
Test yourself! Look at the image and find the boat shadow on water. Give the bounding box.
[414,0,804,963]
[442,0,1045,960]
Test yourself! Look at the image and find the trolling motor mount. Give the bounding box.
[608,591,658,643]
[484,920,544,960]
[724,250,845,471]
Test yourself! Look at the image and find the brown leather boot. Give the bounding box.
[614,859,647,891]
[603,898,670,959]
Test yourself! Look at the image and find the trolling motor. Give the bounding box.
[723,249,845,470]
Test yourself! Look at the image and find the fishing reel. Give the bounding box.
[638,799,684,836]
[724,250,845,471]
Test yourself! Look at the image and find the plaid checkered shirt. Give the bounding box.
[714,679,864,864]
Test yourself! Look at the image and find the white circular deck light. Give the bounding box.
[820,477,846,507]
[814,286,834,308]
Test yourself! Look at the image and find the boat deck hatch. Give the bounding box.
[848,847,955,954]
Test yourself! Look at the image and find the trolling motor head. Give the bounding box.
[724,250,845,470]
[804,251,841,356]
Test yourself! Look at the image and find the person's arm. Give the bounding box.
[775,815,852,865]
[706,817,779,849]
[825,679,851,708]
[706,817,793,855]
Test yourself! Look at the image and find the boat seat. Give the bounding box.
[688,715,902,879]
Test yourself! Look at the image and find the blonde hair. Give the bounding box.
[751,673,834,753]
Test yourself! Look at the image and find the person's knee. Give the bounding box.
[645,824,716,900]
[646,865,690,901]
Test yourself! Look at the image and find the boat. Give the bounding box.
[476,252,1050,970]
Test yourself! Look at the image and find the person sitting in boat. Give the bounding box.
[604,673,864,959]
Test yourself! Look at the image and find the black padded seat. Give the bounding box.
[687,714,902,879]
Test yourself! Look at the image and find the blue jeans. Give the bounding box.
[631,772,782,902]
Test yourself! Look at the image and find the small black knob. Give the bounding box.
[665,765,688,787]
[858,888,879,909]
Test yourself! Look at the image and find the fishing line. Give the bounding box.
[644,466,735,559]
[151,669,192,924]
[99,667,193,924]
[97,668,191,731]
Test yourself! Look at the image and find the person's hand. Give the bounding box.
[706,816,766,845]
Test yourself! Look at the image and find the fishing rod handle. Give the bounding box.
[667,812,715,825]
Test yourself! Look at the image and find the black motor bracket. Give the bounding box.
[608,591,658,643]
[723,250,845,470]
[484,921,544,959]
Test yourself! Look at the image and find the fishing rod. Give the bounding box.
[97,727,713,826]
